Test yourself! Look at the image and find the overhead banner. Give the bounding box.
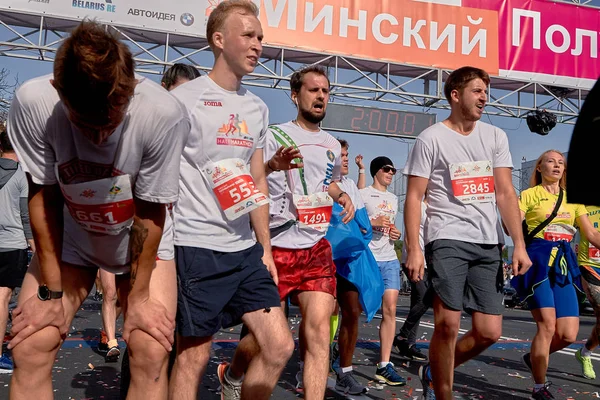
[1,0,599,89]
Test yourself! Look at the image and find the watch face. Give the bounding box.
[38,285,50,300]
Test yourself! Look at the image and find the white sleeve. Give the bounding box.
[493,128,513,169]
[264,128,279,161]
[255,102,269,149]
[7,90,57,185]
[402,137,433,179]
[134,117,190,203]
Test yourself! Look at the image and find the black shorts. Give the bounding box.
[0,249,28,289]
[425,239,504,315]
[175,243,281,337]
[336,273,358,296]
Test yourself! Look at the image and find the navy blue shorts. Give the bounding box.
[175,243,281,337]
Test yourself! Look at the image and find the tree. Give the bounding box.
[0,68,18,126]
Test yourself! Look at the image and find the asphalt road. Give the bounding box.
[2,293,600,399]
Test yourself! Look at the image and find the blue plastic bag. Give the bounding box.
[326,203,384,321]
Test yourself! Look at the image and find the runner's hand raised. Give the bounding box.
[355,154,364,169]
[268,146,304,171]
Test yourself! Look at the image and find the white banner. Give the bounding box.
[0,0,213,36]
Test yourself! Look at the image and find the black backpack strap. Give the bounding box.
[525,188,564,243]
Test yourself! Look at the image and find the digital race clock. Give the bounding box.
[321,103,436,139]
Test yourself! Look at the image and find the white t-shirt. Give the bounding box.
[266,122,341,249]
[360,186,399,262]
[401,201,427,267]
[7,75,189,272]
[402,121,513,245]
[172,76,268,252]
[338,176,364,209]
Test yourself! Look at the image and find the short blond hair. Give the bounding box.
[206,0,259,50]
[530,149,567,189]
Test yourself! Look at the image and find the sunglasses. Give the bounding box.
[382,166,397,175]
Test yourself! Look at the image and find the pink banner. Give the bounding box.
[463,0,600,85]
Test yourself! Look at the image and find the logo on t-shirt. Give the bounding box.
[204,101,222,107]
[216,113,254,148]
[58,158,124,185]
[322,149,335,191]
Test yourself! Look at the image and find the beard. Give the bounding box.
[460,102,482,122]
[299,107,326,124]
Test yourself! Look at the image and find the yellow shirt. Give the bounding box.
[578,205,600,268]
[519,185,587,241]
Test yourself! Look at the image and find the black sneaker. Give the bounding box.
[335,371,366,395]
[394,337,428,361]
[522,352,533,374]
[393,336,408,354]
[531,382,555,399]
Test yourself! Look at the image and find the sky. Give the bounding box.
[1,0,598,240]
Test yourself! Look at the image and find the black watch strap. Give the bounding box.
[38,285,63,301]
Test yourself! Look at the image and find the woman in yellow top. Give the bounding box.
[512,150,600,399]
[574,205,600,380]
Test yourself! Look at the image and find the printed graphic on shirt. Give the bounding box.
[217,113,254,148]
[58,158,124,185]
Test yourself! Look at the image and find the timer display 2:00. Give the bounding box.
[350,108,435,136]
[322,104,436,138]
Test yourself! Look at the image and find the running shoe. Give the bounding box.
[575,348,597,379]
[295,369,303,390]
[330,342,340,373]
[217,362,242,400]
[394,337,428,361]
[105,345,121,363]
[522,352,533,375]
[0,354,13,373]
[335,370,367,394]
[419,363,436,400]
[531,382,555,400]
[374,362,406,386]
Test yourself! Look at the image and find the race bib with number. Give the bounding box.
[589,244,600,263]
[543,223,577,242]
[60,174,134,235]
[449,160,495,204]
[293,192,333,232]
[206,158,269,221]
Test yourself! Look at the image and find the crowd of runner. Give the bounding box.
[1,1,599,400]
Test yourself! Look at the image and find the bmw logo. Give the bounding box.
[180,13,194,26]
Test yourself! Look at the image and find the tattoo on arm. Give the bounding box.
[129,218,148,288]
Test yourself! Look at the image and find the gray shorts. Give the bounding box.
[425,239,504,315]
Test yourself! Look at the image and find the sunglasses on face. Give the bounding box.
[382,166,397,175]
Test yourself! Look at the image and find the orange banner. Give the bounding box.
[258,0,499,74]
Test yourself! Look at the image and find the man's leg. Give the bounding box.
[116,259,176,400]
[10,256,96,400]
[379,289,400,364]
[577,277,600,379]
[0,287,12,347]
[169,335,213,400]
[428,295,461,400]
[337,286,361,369]
[235,307,294,400]
[453,312,502,367]
[396,270,430,361]
[100,268,120,361]
[297,291,335,400]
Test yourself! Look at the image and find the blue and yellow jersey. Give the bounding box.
[519,185,587,241]
[578,206,600,272]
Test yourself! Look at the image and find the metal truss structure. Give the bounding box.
[0,3,596,125]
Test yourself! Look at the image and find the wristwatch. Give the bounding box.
[37,285,63,301]
[359,169,365,174]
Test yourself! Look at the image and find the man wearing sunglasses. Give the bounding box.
[359,156,406,386]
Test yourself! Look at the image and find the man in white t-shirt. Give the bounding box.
[359,157,406,386]
[168,2,294,399]
[402,66,532,400]
[265,65,355,399]
[6,21,189,399]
